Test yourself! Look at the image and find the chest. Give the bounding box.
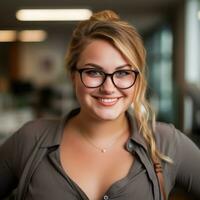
[60,141,134,200]
[25,151,154,200]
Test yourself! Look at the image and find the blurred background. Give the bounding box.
[0,0,200,199]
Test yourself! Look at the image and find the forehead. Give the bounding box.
[77,39,129,70]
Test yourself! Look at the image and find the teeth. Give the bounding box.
[99,98,117,103]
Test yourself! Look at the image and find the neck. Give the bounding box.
[73,110,129,141]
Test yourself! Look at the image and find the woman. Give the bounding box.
[0,10,200,200]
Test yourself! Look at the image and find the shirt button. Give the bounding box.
[103,195,109,200]
[126,140,134,151]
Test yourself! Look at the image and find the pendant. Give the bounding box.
[101,149,106,153]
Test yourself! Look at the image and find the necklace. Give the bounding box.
[80,129,125,153]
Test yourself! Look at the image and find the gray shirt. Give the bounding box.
[0,108,200,200]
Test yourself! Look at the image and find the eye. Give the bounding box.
[115,70,131,78]
[84,69,104,77]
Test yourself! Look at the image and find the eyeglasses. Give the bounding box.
[75,68,139,89]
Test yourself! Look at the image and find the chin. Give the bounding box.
[96,114,119,121]
[91,107,125,121]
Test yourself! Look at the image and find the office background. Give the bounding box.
[0,0,200,199]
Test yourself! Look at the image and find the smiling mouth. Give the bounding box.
[94,97,121,106]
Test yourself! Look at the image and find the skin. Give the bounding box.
[60,39,138,200]
[71,39,136,139]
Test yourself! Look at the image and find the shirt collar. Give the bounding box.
[40,108,80,148]
[41,107,148,151]
[126,109,148,151]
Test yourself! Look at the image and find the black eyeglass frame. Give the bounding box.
[75,68,139,89]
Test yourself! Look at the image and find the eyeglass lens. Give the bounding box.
[79,68,138,89]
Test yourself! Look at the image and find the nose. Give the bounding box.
[99,75,116,94]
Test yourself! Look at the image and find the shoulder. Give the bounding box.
[153,122,186,156]
[5,118,61,160]
[153,121,199,157]
[153,122,200,197]
[0,118,61,177]
[15,118,60,142]
[154,122,176,145]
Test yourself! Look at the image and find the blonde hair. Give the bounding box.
[65,10,172,163]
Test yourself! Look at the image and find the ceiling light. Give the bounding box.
[0,30,17,42]
[18,30,47,42]
[16,9,92,21]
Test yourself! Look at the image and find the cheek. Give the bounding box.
[129,80,139,100]
[74,79,94,102]
[124,89,136,110]
[74,83,85,101]
[123,87,135,100]
[122,88,136,109]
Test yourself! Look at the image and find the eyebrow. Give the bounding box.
[82,63,132,70]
